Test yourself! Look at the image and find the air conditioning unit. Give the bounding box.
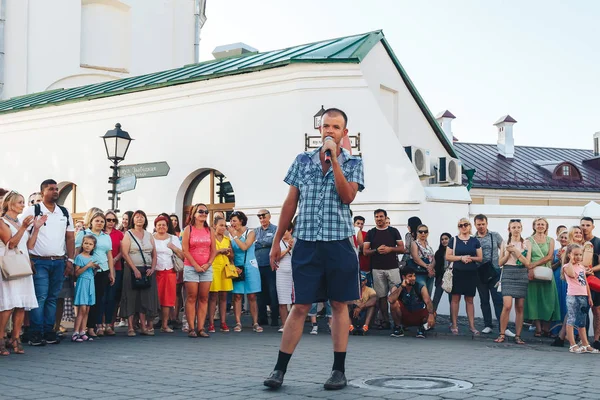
[404,146,431,176]
[438,157,462,185]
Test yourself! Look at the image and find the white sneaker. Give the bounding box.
[278,327,284,333]
[310,325,318,335]
[117,320,128,328]
[505,329,516,338]
[482,327,493,334]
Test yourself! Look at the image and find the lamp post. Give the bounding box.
[313,105,325,130]
[101,123,133,212]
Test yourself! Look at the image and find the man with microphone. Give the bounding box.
[264,108,364,391]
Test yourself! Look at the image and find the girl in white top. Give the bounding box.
[0,191,45,355]
[275,223,294,332]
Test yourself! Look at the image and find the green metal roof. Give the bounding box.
[0,29,457,157]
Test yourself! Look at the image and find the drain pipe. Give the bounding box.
[0,0,6,98]
[194,0,207,63]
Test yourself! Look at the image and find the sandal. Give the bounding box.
[188,330,198,338]
[8,338,24,354]
[160,327,174,333]
[198,329,210,338]
[450,326,459,335]
[253,323,263,333]
[470,328,480,336]
[569,344,583,353]
[0,342,9,356]
[127,329,136,337]
[105,327,116,336]
[581,345,600,354]
[514,336,525,345]
[233,323,242,332]
[494,334,505,343]
[534,331,543,337]
[220,323,230,332]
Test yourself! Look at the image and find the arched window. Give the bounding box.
[58,182,85,221]
[183,169,235,225]
[553,162,582,181]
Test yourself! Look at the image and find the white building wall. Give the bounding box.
[2,0,195,100]
[360,42,455,167]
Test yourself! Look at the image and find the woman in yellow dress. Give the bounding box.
[207,216,234,333]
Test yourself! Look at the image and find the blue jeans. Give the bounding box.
[258,265,279,325]
[97,269,122,325]
[30,259,66,334]
[308,301,331,317]
[477,267,503,329]
[415,275,434,297]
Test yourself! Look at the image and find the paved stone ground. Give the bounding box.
[1,315,599,400]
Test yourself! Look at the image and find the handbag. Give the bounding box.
[529,237,553,282]
[442,236,457,293]
[225,263,238,278]
[587,275,600,292]
[478,233,498,284]
[0,248,33,281]
[170,236,184,273]
[232,230,248,282]
[128,231,152,290]
[496,267,504,293]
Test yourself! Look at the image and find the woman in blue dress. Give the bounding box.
[228,211,262,333]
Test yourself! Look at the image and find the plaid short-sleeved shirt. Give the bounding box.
[284,147,365,242]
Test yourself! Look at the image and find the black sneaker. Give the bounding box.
[324,370,347,390]
[28,332,46,346]
[550,337,565,347]
[593,340,600,350]
[263,370,285,389]
[44,331,61,344]
[416,325,426,338]
[390,326,404,337]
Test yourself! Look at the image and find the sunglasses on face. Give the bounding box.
[458,223,470,228]
[510,219,521,223]
[196,210,209,215]
[418,230,428,234]
[257,213,269,219]
[106,218,117,222]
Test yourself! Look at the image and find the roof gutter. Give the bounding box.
[0,0,6,98]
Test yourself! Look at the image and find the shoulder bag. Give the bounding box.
[128,231,152,290]
[223,238,238,279]
[170,235,184,273]
[529,237,553,282]
[0,247,33,281]
[478,233,499,284]
[442,237,457,293]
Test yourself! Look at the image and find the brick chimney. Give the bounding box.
[594,132,600,157]
[494,115,517,159]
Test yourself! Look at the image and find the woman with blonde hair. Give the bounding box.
[100,210,124,335]
[75,209,114,338]
[446,217,483,335]
[496,219,531,344]
[524,217,560,337]
[0,191,44,355]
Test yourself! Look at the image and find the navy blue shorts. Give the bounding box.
[292,238,360,304]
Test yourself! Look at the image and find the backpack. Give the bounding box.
[31,203,71,232]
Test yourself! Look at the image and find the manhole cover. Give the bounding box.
[350,376,473,393]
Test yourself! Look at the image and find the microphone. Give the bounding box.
[324,136,333,164]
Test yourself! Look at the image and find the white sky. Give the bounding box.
[199,0,600,150]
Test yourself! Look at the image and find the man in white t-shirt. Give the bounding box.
[21,179,75,346]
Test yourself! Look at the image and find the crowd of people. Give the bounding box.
[2,180,600,356]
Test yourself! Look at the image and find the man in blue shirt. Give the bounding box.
[264,108,364,391]
[254,209,279,327]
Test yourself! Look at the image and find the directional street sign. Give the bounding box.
[116,175,137,193]
[118,162,170,179]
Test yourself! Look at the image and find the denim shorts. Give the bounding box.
[292,238,360,304]
[566,295,589,328]
[183,265,213,283]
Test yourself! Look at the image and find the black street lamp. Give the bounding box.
[101,123,133,212]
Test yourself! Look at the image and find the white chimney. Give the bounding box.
[212,43,258,60]
[494,115,517,158]
[594,132,600,157]
[435,110,456,145]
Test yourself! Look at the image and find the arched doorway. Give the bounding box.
[183,169,235,225]
[58,182,84,222]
